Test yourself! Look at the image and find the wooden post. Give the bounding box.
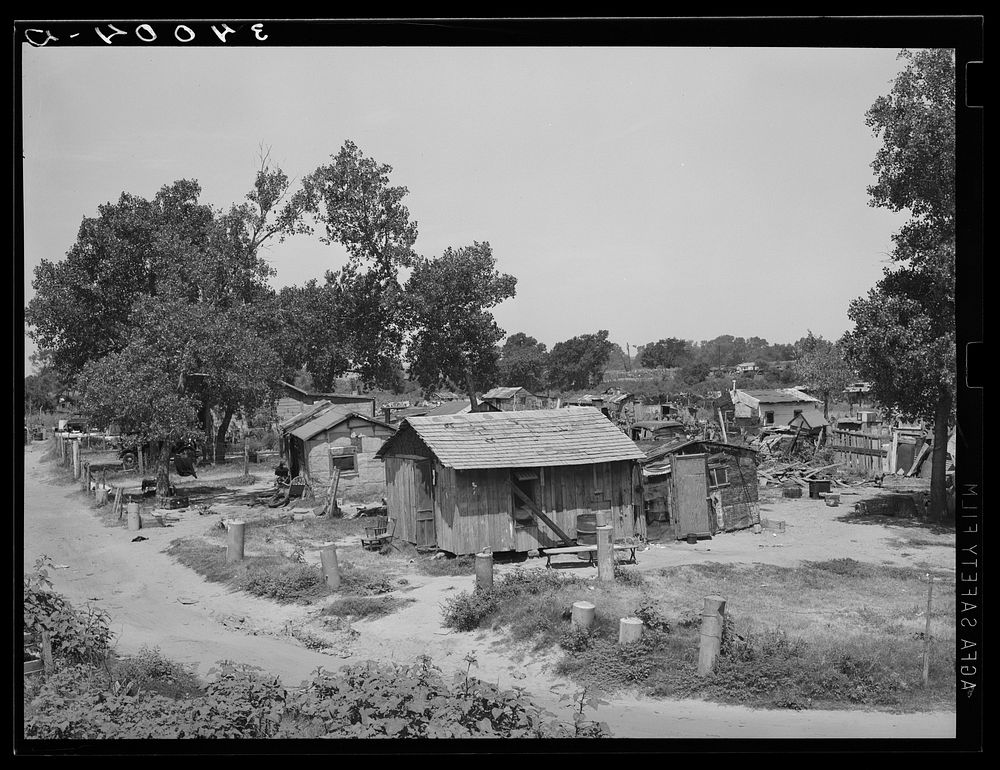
[226,520,246,563]
[127,502,142,531]
[40,630,53,675]
[320,544,340,589]
[922,574,934,687]
[718,409,728,444]
[72,441,81,479]
[137,445,145,477]
[243,438,249,477]
[595,509,610,528]
[113,487,123,519]
[571,601,596,631]
[475,552,494,592]
[698,595,727,675]
[596,524,613,582]
[618,617,644,646]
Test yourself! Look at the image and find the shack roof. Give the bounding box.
[734,388,821,406]
[278,400,334,432]
[291,411,395,442]
[422,400,475,416]
[631,420,685,431]
[642,437,757,464]
[276,380,375,404]
[481,386,528,400]
[376,406,644,469]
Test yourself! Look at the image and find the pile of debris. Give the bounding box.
[756,459,861,490]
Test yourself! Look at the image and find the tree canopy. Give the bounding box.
[843,48,956,518]
[793,332,855,417]
[547,330,615,392]
[403,242,516,394]
[498,333,549,393]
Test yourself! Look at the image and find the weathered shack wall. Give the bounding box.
[433,461,640,555]
[708,450,758,531]
[300,420,392,501]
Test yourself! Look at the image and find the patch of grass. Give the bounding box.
[322,595,415,620]
[416,554,477,577]
[166,538,239,583]
[339,562,396,596]
[110,646,203,699]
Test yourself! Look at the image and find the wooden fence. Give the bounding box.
[828,429,887,476]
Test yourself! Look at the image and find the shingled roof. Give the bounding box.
[376,406,644,470]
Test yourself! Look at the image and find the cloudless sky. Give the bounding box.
[21,45,911,374]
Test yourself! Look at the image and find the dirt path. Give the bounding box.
[22,444,955,738]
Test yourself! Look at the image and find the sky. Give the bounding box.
[21,44,912,375]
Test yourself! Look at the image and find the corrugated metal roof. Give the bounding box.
[481,387,526,400]
[380,406,644,469]
[422,400,474,416]
[291,411,395,442]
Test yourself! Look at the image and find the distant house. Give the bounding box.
[639,438,759,539]
[274,380,375,423]
[280,405,396,500]
[481,387,549,411]
[375,407,646,555]
[731,388,827,429]
[735,361,759,375]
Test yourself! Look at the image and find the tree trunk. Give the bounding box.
[215,406,234,463]
[153,440,172,501]
[929,391,952,520]
[201,402,215,467]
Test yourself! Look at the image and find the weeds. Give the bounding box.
[417,554,477,577]
[110,646,202,698]
[322,595,415,620]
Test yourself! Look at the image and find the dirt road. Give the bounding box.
[22,444,955,739]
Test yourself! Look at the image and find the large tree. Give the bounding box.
[498,333,549,393]
[793,331,854,418]
[842,49,955,518]
[637,337,690,369]
[403,242,516,396]
[299,141,418,389]
[547,330,615,392]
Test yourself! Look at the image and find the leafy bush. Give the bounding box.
[613,564,646,585]
[25,654,611,739]
[236,561,330,603]
[555,633,665,693]
[111,646,202,698]
[278,654,610,738]
[24,555,112,665]
[441,569,576,632]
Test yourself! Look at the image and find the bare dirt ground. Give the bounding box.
[22,443,956,739]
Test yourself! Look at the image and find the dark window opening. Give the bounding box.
[709,465,729,488]
[330,447,358,474]
[512,469,539,526]
[764,411,775,425]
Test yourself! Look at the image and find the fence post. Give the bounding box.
[72,441,81,479]
[618,617,643,646]
[226,520,246,563]
[127,502,142,531]
[475,551,494,592]
[697,595,727,675]
[571,601,596,631]
[922,574,934,687]
[243,438,249,477]
[320,544,340,589]
[40,630,53,675]
[596,524,614,582]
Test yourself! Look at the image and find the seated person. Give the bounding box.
[274,461,290,484]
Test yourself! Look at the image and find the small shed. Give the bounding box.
[731,388,827,430]
[375,407,646,555]
[640,438,759,539]
[481,387,548,411]
[282,406,396,500]
[274,380,375,423]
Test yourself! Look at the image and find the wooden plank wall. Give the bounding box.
[830,429,888,476]
[434,461,640,556]
[384,457,418,544]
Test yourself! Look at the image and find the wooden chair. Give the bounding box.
[361,516,396,550]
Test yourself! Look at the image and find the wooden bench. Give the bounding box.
[541,543,639,568]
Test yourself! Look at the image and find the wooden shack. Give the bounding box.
[281,405,396,500]
[375,407,646,555]
[274,380,375,423]
[640,438,759,539]
[481,387,549,411]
